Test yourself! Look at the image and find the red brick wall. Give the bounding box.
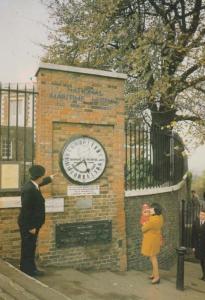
[0,206,20,261]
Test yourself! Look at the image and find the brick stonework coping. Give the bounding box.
[35,63,127,79]
[125,173,187,197]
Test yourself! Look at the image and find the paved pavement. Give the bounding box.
[38,261,205,300]
[1,259,205,300]
[0,259,71,300]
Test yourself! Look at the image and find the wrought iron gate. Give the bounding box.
[180,199,201,248]
[0,83,37,195]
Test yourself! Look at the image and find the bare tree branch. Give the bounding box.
[180,64,199,80]
[174,115,201,122]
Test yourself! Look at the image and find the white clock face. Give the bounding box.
[60,136,107,184]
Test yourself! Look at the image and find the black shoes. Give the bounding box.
[200,275,205,281]
[20,268,45,277]
[33,269,45,276]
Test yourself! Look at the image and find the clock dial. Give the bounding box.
[60,136,107,184]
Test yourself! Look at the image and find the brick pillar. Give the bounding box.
[35,63,127,271]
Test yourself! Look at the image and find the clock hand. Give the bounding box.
[72,159,90,172]
[83,160,90,172]
[73,160,84,168]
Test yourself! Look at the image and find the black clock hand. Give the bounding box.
[73,160,84,168]
[72,159,90,172]
[83,160,90,172]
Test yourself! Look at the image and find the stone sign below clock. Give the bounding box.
[67,184,100,196]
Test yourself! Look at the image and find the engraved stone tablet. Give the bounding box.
[67,185,100,196]
[56,220,112,248]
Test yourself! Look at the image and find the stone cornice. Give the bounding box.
[35,63,127,80]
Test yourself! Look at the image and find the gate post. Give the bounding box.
[176,246,187,291]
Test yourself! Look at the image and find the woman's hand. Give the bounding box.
[192,248,195,252]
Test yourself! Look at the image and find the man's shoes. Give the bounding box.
[20,269,34,277]
[20,268,45,277]
[33,269,45,276]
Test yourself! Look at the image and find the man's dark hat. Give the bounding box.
[29,165,45,180]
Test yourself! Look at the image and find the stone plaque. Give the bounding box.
[0,197,64,211]
[0,163,20,190]
[67,185,100,196]
[0,197,21,208]
[75,198,93,209]
[56,220,112,248]
[45,198,64,213]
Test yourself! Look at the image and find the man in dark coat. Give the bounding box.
[192,207,205,280]
[18,165,54,277]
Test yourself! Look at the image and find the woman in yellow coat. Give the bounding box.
[141,202,164,284]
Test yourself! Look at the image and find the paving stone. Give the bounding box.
[0,274,39,300]
[0,288,15,300]
[0,259,71,300]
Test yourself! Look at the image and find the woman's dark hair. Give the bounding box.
[150,203,162,215]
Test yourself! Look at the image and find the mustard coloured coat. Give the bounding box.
[141,215,164,257]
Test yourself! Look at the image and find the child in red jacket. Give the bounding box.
[140,203,150,225]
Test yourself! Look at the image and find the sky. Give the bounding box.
[188,145,205,176]
[0,0,49,84]
[0,0,205,175]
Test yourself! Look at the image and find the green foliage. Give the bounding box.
[126,158,155,189]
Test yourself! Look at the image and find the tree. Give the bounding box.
[42,0,205,182]
[43,0,205,128]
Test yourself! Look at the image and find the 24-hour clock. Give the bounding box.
[59,136,107,184]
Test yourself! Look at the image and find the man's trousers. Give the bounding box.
[19,227,39,276]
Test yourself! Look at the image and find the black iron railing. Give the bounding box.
[125,120,188,190]
[180,200,201,248]
[0,83,37,194]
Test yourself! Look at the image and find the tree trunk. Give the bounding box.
[150,108,176,185]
